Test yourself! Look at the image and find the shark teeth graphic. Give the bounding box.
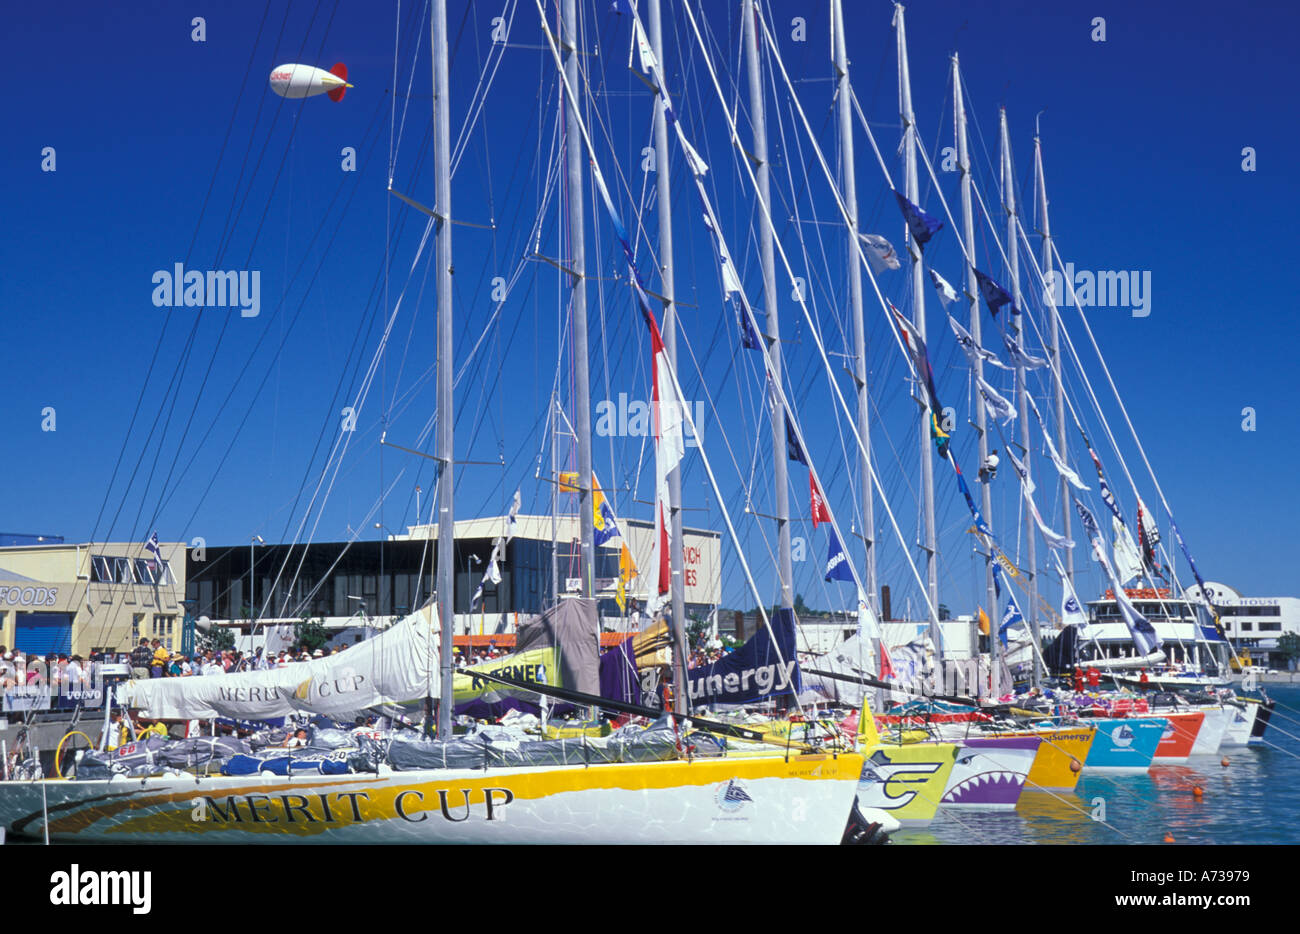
[942,770,1026,805]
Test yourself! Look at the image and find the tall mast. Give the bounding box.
[648,0,689,713]
[953,54,999,691]
[1034,125,1072,586]
[743,0,793,612]
[563,0,595,598]
[1000,107,1040,685]
[432,0,455,737]
[833,0,877,615]
[895,5,939,630]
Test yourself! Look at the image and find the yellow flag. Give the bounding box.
[977,607,990,635]
[558,471,579,493]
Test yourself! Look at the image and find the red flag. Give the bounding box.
[810,473,830,528]
[879,643,896,680]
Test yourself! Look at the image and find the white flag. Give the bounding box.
[948,315,1012,371]
[1003,334,1049,369]
[631,17,659,73]
[859,233,901,274]
[1111,516,1144,586]
[506,488,521,541]
[929,269,960,307]
[1061,572,1089,630]
[976,376,1017,424]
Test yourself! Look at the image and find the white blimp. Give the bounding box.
[268,62,352,102]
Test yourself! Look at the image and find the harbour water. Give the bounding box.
[895,685,1300,845]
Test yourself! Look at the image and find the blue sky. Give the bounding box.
[3,0,1297,619]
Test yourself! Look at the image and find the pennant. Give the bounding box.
[1112,516,1144,586]
[976,376,1016,423]
[929,269,960,308]
[948,315,1011,371]
[1003,333,1048,369]
[825,528,853,582]
[859,233,901,274]
[810,473,831,528]
[630,16,659,73]
[1042,431,1088,491]
[930,410,950,458]
[889,301,942,414]
[952,462,993,538]
[974,269,1014,316]
[894,191,943,252]
[649,314,684,604]
[977,607,990,636]
[785,417,808,465]
[879,642,896,681]
[1115,586,1161,656]
[506,488,522,541]
[1061,575,1088,630]
[1137,496,1162,574]
[616,542,638,613]
[592,475,620,546]
[999,587,1026,647]
[856,589,881,641]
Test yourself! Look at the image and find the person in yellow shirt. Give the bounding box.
[150,640,169,678]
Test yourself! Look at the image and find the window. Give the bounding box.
[114,557,133,584]
[91,555,113,582]
[1240,622,1253,631]
[1260,622,1282,632]
[134,559,157,585]
[132,613,144,643]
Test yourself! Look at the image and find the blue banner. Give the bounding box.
[686,608,800,706]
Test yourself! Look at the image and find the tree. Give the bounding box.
[1274,632,1300,671]
[294,618,330,654]
[197,625,235,655]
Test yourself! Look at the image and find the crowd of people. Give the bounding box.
[0,645,96,691]
[127,638,347,679]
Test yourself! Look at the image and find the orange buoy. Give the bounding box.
[1163,832,1175,843]
[1221,757,1230,767]
[1069,758,1082,773]
[1193,785,1203,799]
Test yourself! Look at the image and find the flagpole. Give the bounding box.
[897,5,940,655]
[1034,125,1072,591]
[432,0,456,739]
[834,0,881,702]
[563,0,596,601]
[1000,107,1040,687]
[744,0,794,615]
[646,0,690,715]
[953,53,999,697]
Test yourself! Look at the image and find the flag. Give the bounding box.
[952,461,993,538]
[824,529,853,582]
[1112,516,1144,586]
[948,315,1011,371]
[1115,587,1161,656]
[930,410,950,458]
[999,588,1026,646]
[650,314,684,601]
[894,191,943,252]
[1137,495,1162,574]
[859,233,901,274]
[879,642,896,680]
[506,488,521,541]
[1061,575,1088,629]
[592,475,620,546]
[929,269,960,308]
[616,542,638,613]
[785,417,808,465]
[889,301,942,414]
[976,375,1016,423]
[977,607,990,635]
[1043,432,1088,491]
[810,473,831,528]
[558,471,579,493]
[857,589,881,640]
[630,16,659,72]
[973,269,1014,316]
[146,530,162,573]
[1003,334,1048,369]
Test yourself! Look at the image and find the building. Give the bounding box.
[185,514,721,637]
[1185,581,1300,667]
[0,537,187,656]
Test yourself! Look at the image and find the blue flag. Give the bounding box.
[999,587,1025,646]
[785,417,808,465]
[894,191,943,252]
[825,529,853,582]
[974,269,1014,316]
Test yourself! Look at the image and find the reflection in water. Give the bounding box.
[892,686,1300,845]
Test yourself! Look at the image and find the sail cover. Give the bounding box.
[119,602,440,720]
